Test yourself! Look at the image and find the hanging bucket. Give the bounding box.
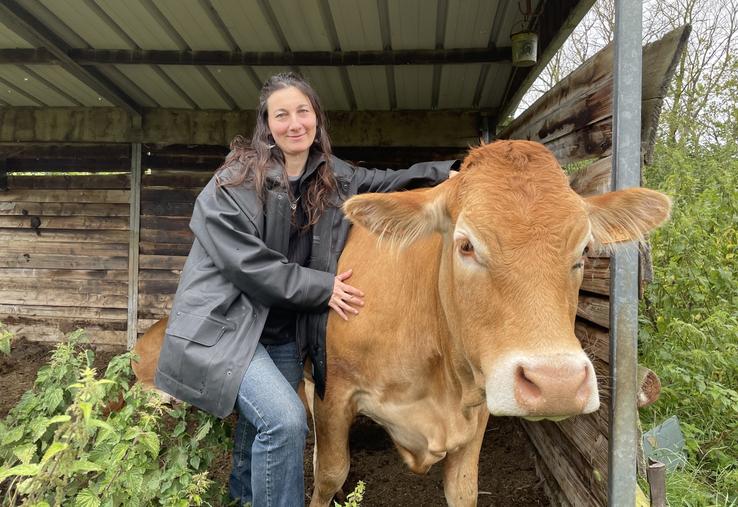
[511,31,538,67]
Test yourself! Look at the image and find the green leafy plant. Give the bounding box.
[0,329,231,507]
[640,142,738,505]
[0,323,13,356]
[334,480,365,507]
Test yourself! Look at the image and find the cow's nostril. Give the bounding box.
[516,366,542,401]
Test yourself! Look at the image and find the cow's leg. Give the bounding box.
[442,408,490,507]
[309,387,355,507]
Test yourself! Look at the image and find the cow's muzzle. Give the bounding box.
[485,352,600,418]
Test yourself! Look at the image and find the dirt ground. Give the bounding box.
[1,338,549,506]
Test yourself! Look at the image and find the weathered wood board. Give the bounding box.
[0,170,131,345]
[500,25,690,166]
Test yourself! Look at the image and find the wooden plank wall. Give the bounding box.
[500,26,689,506]
[137,169,213,333]
[0,144,227,346]
[0,145,132,345]
[0,142,466,346]
[136,146,225,333]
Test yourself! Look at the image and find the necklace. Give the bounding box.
[289,195,300,211]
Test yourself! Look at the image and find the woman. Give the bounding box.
[155,72,456,506]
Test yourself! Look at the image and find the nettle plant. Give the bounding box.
[0,329,232,507]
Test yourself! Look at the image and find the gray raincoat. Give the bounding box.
[155,151,453,418]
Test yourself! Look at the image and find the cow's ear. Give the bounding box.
[343,182,453,249]
[586,188,671,246]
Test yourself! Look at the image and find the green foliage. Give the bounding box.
[0,330,231,507]
[334,481,365,507]
[0,323,13,357]
[640,143,738,504]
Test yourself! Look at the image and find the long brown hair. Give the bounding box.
[216,72,336,227]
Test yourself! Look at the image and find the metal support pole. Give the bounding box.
[127,143,142,350]
[609,0,643,505]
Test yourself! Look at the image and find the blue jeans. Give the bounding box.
[229,341,308,507]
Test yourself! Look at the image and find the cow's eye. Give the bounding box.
[573,245,590,269]
[459,239,474,256]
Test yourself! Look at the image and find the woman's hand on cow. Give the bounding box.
[329,269,365,320]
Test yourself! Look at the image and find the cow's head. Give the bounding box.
[344,141,671,419]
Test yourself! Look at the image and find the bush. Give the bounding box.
[640,143,738,504]
[0,329,232,507]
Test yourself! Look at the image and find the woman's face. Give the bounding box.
[266,86,317,158]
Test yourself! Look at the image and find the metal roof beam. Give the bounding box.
[0,0,141,116]
[0,47,513,67]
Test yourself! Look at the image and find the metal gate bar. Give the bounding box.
[609,0,643,505]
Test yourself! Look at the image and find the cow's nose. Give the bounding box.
[514,361,591,416]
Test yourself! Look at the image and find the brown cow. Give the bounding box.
[306,141,670,506]
[132,141,670,506]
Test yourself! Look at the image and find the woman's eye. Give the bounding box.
[573,261,584,270]
[583,245,590,256]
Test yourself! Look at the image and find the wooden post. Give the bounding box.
[646,459,666,507]
[127,143,141,349]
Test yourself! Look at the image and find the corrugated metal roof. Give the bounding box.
[210,0,281,51]
[155,0,232,51]
[26,64,113,106]
[159,65,231,109]
[94,0,181,50]
[394,65,434,110]
[389,0,437,50]
[0,20,33,47]
[348,67,390,110]
[299,67,351,111]
[0,63,76,106]
[37,0,129,49]
[479,63,513,108]
[108,64,191,108]
[271,0,333,51]
[331,0,382,51]
[207,65,260,109]
[0,0,582,115]
[438,64,482,109]
[444,0,497,49]
[17,0,89,48]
